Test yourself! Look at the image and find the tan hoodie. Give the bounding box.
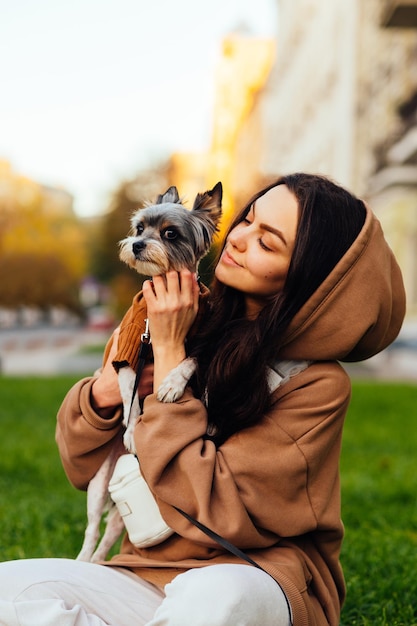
[56,205,405,626]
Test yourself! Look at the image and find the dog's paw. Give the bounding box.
[157,357,197,403]
[123,426,137,455]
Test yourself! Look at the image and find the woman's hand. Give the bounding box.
[143,269,200,390]
[91,327,123,417]
[91,327,155,417]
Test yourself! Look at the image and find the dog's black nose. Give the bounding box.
[132,241,145,256]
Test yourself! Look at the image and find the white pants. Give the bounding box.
[0,558,292,626]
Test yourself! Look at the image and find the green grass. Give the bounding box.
[339,382,417,625]
[0,376,416,624]
[0,376,87,559]
[77,343,107,355]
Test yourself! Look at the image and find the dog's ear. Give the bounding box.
[207,182,223,208]
[191,182,223,229]
[156,186,181,205]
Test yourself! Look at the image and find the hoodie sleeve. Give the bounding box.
[56,376,124,490]
[134,361,351,548]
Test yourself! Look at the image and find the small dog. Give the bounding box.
[76,182,222,562]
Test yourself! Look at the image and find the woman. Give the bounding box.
[0,174,406,625]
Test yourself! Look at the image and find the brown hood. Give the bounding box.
[280,204,406,362]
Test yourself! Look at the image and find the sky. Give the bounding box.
[0,0,277,217]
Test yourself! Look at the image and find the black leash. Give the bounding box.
[127,318,151,423]
[173,505,293,619]
[173,506,265,571]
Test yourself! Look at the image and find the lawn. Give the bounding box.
[339,382,417,625]
[0,376,87,560]
[0,375,416,625]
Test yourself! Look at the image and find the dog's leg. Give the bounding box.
[118,366,139,428]
[76,447,120,562]
[118,366,140,454]
[123,415,139,454]
[157,357,197,403]
[90,504,126,563]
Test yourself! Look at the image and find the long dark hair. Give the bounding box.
[190,173,366,445]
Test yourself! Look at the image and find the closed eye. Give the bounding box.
[258,238,273,252]
[241,216,270,250]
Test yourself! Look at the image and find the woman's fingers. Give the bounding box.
[142,270,199,388]
[142,270,198,348]
[143,270,198,311]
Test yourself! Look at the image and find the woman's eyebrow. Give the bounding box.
[252,202,288,246]
[260,223,288,247]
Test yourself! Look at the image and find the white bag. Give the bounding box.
[108,454,173,548]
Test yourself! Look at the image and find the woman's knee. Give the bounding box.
[149,564,291,626]
[0,559,49,601]
[0,558,91,601]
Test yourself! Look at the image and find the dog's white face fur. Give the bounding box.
[119,182,222,276]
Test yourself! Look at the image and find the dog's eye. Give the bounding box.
[136,223,144,235]
[163,228,178,241]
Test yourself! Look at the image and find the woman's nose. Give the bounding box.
[228,227,246,251]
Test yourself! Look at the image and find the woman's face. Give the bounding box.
[215,184,299,318]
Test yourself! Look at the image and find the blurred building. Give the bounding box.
[207,33,276,231]
[166,2,417,317]
[368,1,417,315]
[170,34,276,237]
[235,0,417,316]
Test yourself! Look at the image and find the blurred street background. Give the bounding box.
[1,323,416,380]
[1,0,417,380]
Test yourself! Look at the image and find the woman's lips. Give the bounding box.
[221,249,242,267]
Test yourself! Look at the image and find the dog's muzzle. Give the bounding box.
[132,241,146,257]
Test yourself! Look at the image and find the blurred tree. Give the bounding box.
[0,176,86,314]
[0,253,80,312]
[90,162,171,319]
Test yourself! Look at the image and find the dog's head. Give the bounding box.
[119,182,222,276]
